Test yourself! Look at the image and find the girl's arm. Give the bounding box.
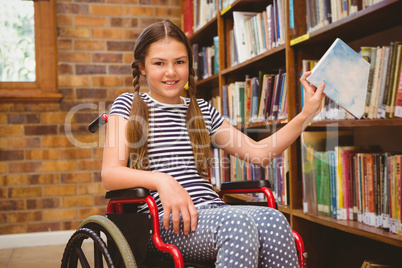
[101,114,198,235]
[212,72,325,166]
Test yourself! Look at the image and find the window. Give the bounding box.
[0,0,61,102]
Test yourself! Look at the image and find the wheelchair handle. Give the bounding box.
[88,113,109,133]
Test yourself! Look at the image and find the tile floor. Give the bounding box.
[0,243,97,268]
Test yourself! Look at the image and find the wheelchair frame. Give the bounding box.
[61,114,307,268]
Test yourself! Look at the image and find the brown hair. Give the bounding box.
[126,20,212,176]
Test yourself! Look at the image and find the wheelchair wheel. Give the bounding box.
[61,215,137,268]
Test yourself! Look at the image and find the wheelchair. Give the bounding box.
[61,114,307,268]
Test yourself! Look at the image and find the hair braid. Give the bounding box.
[186,68,213,177]
[126,60,149,170]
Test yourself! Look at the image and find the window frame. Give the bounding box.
[0,0,61,102]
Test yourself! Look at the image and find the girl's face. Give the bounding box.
[140,38,189,104]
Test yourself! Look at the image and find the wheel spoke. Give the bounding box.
[75,245,91,268]
[94,230,104,268]
[62,216,137,268]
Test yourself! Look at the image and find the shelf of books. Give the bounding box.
[183,0,402,266]
[289,0,402,47]
[291,0,402,266]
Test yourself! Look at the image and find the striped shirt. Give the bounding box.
[109,92,226,215]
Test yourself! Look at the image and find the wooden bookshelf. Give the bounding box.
[308,118,402,128]
[184,0,402,266]
[293,209,402,248]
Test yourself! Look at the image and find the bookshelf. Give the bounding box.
[183,0,402,266]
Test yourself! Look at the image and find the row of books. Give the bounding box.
[305,0,385,33]
[209,147,289,206]
[301,41,402,120]
[192,37,219,82]
[221,70,288,126]
[182,0,218,37]
[302,143,402,235]
[231,0,285,65]
[361,42,402,119]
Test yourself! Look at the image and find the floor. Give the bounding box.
[0,243,96,268]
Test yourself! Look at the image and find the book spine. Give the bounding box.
[386,43,402,118]
[329,150,337,218]
[382,153,390,229]
[213,36,219,75]
[393,60,402,118]
[362,47,376,118]
[366,154,376,226]
[397,155,401,235]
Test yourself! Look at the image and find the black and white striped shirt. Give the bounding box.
[109,92,225,215]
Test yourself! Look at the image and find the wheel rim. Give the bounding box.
[61,215,137,268]
[61,227,114,268]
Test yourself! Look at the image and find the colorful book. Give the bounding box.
[307,38,370,119]
[393,57,402,118]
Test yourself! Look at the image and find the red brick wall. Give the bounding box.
[0,0,181,235]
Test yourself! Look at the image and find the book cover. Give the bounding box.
[232,11,259,63]
[182,0,193,37]
[301,140,318,214]
[258,74,271,121]
[249,77,260,123]
[368,47,384,119]
[277,73,287,119]
[222,84,229,121]
[329,150,337,218]
[269,69,285,120]
[361,46,376,118]
[393,56,402,118]
[382,153,390,229]
[385,42,402,118]
[236,81,245,125]
[244,77,252,124]
[317,151,331,216]
[264,74,276,119]
[365,154,376,226]
[376,46,391,119]
[213,36,219,75]
[307,38,370,119]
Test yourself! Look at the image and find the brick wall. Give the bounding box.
[0,0,181,235]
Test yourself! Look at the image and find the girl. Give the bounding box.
[102,20,324,267]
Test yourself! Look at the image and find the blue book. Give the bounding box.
[306,38,370,119]
[222,85,229,120]
[213,36,219,75]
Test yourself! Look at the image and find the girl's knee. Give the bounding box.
[216,209,260,267]
[218,209,259,248]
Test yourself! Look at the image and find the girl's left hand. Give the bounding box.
[299,71,325,121]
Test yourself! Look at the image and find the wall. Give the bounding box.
[0,0,181,235]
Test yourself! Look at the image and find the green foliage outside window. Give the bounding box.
[0,0,35,82]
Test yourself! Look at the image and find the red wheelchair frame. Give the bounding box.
[105,182,307,268]
[65,113,308,267]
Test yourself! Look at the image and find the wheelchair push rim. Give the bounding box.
[61,215,137,268]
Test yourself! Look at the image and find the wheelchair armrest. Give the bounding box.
[220,180,271,190]
[218,180,276,209]
[105,187,150,199]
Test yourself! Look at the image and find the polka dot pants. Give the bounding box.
[146,204,299,268]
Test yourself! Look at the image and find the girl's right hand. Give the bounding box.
[156,173,198,235]
[299,71,325,122]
